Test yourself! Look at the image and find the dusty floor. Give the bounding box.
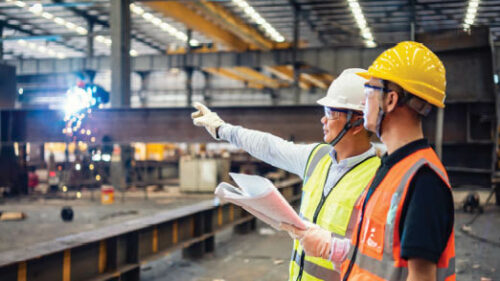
[0,189,498,280]
[140,190,500,281]
[0,188,212,252]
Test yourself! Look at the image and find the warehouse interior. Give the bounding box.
[0,0,499,280]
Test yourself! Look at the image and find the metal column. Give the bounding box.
[0,22,4,61]
[185,29,194,106]
[137,71,150,107]
[86,20,95,60]
[110,0,131,107]
[292,4,301,104]
[202,71,211,105]
[410,0,416,41]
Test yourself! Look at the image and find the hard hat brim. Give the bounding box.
[316,97,364,112]
[356,71,372,80]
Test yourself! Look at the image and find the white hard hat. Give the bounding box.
[316,68,368,112]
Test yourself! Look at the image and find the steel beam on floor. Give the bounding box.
[0,178,302,281]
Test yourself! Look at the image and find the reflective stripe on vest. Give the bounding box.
[292,250,342,281]
[342,147,456,281]
[289,144,381,281]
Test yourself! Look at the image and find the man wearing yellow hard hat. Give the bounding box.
[285,41,455,281]
[342,41,456,281]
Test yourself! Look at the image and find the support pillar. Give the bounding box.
[137,71,151,107]
[202,71,211,105]
[234,217,257,234]
[0,22,4,62]
[292,4,301,104]
[86,20,95,60]
[185,29,194,106]
[110,0,131,107]
[183,210,215,259]
[410,0,416,41]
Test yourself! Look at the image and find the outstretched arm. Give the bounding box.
[192,102,319,178]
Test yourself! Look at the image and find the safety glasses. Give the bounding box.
[324,107,359,120]
[364,84,391,97]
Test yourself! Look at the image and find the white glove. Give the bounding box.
[299,224,332,259]
[191,102,225,140]
[280,223,350,262]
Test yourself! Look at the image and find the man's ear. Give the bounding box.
[385,91,399,113]
[351,117,364,135]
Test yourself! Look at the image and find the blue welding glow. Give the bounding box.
[64,86,96,119]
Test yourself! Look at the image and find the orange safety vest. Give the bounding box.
[341,147,455,281]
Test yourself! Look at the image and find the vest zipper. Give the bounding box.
[296,193,327,281]
[296,162,333,281]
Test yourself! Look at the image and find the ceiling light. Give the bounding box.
[54,17,66,25]
[348,0,375,48]
[463,0,480,29]
[130,3,194,49]
[151,17,162,26]
[17,40,68,59]
[365,40,377,48]
[28,3,43,14]
[41,12,53,20]
[76,27,88,35]
[65,22,76,30]
[231,0,285,43]
[15,1,26,8]
[130,3,144,15]
[189,39,200,46]
[142,12,153,21]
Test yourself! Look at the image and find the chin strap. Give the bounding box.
[375,107,385,139]
[329,111,364,146]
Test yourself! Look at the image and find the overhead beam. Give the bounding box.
[186,1,275,50]
[204,67,266,89]
[300,73,331,89]
[2,106,324,143]
[143,1,250,51]
[266,65,311,90]
[7,46,386,76]
[230,67,282,89]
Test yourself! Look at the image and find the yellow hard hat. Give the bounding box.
[357,41,446,108]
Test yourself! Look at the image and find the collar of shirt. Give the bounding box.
[329,145,377,168]
[381,138,430,168]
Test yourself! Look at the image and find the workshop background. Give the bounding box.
[0,0,498,280]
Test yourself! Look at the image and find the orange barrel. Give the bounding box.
[101,185,114,204]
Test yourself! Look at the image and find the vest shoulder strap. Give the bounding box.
[303,143,332,185]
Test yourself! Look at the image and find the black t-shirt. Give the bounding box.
[364,139,454,263]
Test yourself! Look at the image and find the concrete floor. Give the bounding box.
[0,189,498,280]
[140,190,500,281]
[0,188,212,252]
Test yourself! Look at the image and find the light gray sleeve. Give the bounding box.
[218,123,318,178]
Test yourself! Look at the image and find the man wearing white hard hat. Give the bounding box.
[191,68,381,281]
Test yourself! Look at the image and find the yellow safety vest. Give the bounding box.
[289,144,380,281]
